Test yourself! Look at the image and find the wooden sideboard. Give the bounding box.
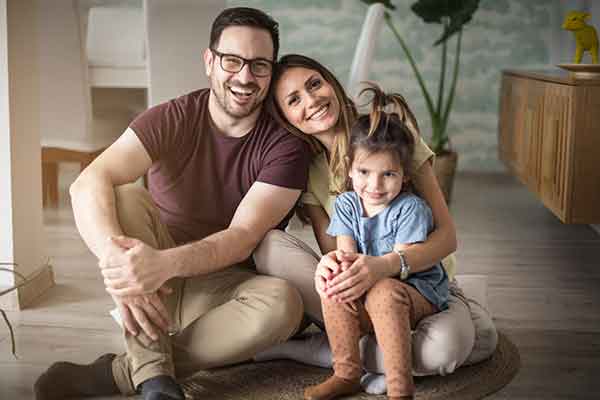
[498,70,600,223]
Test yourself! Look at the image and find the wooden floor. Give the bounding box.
[1,169,599,399]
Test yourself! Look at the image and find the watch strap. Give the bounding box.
[393,248,410,280]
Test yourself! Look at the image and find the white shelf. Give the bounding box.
[88,66,147,88]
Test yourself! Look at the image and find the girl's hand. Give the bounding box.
[324,254,389,303]
[314,250,352,299]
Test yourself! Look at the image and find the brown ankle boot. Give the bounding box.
[304,375,361,400]
[388,396,414,400]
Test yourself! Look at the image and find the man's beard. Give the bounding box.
[211,77,264,118]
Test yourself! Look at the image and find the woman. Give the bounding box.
[252,54,496,393]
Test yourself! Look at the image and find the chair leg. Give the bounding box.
[42,162,59,208]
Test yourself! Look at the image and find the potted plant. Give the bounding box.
[360,0,480,204]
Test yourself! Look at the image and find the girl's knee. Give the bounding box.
[365,278,410,311]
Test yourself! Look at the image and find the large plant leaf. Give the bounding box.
[359,0,396,10]
[411,0,479,45]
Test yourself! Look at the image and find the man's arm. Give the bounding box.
[103,181,302,296]
[170,181,302,277]
[405,161,457,271]
[70,128,172,340]
[70,128,151,258]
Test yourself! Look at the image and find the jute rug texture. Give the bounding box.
[181,331,520,400]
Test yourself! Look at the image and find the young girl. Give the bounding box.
[304,85,448,400]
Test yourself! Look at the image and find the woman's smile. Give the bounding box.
[276,67,340,135]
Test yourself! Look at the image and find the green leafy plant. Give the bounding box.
[360,0,480,154]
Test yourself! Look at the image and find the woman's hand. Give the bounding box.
[324,253,390,303]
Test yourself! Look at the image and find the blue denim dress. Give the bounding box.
[327,191,448,310]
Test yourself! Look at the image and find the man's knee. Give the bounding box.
[253,230,294,275]
[412,295,475,376]
[114,184,151,220]
[252,278,304,341]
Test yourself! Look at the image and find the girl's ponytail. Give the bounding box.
[344,83,418,192]
[358,82,420,139]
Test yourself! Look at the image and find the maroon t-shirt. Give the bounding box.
[130,89,310,245]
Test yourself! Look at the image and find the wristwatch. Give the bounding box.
[393,249,411,280]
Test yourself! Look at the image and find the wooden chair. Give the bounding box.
[39,1,147,207]
[41,145,104,208]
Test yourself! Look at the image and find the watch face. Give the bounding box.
[400,265,409,280]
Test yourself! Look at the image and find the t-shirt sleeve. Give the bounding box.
[129,98,188,163]
[257,130,310,191]
[394,196,433,245]
[326,193,356,239]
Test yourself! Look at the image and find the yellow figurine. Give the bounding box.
[562,11,599,64]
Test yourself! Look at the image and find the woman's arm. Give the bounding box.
[305,204,336,255]
[405,161,457,272]
[336,236,358,272]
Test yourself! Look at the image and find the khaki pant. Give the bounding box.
[110,184,304,395]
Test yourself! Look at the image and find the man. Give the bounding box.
[35,7,310,400]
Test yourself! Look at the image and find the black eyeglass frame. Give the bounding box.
[210,48,273,77]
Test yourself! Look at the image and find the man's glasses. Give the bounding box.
[210,48,273,77]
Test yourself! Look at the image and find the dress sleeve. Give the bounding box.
[326,193,356,239]
[394,196,433,245]
[411,134,435,172]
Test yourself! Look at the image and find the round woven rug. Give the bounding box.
[182,331,520,400]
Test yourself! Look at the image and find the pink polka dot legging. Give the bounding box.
[322,278,438,398]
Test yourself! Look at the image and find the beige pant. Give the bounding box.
[110,185,304,395]
[253,229,478,376]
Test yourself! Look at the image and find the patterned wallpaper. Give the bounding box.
[227,0,561,171]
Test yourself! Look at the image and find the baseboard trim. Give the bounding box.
[0,264,55,311]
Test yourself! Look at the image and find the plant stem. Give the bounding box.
[384,12,435,120]
[0,266,29,297]
[437,19,448,119]
[0,309,17,358]
[441,28,463,143]
[0,263,35,358]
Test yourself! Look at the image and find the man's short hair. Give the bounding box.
[210,7,279,60]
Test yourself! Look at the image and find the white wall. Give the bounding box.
[1,0,45,287]
[38,0,91,146]
[144,0,226,106]
[0,0,13,286]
